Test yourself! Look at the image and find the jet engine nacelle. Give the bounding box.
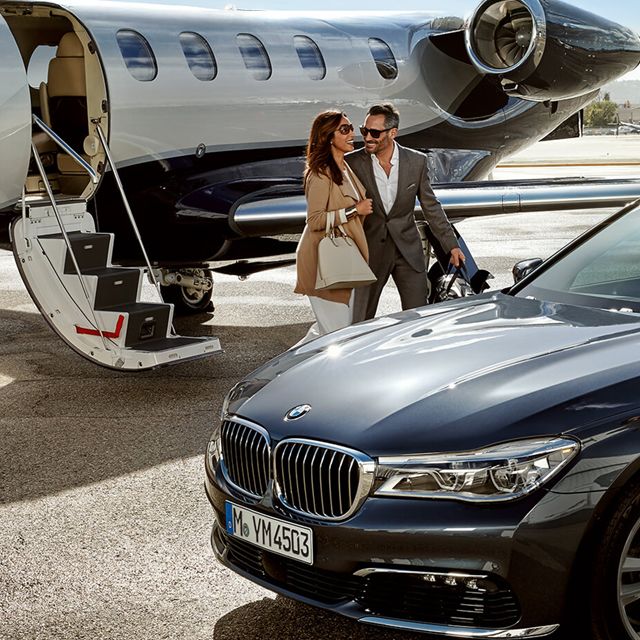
[465,0,640,101]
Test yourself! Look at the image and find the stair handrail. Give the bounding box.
[29,139,110,352]
[32,115,99,183]
[92,123,173,332]
[92,123,158,289]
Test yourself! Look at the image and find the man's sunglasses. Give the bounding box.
[360,126,393,139]
[336,123,354,135]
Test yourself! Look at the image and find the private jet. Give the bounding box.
[1,0,640,369]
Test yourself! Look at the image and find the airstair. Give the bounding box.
[11,117,222,370]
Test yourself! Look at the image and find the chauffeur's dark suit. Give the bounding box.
[346,144,459,323]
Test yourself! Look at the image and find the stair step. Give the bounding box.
[131,336,215,353]
[119,302,171,348]
[40,231,112,273]
[82,267,141,310]
[14,211,222,370]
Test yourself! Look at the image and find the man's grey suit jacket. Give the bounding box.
[345,144,458,274]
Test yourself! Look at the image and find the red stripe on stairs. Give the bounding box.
[75,314,125,338]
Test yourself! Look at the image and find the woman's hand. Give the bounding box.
[356,198,373,216]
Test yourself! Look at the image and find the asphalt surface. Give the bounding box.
[0,204,618,640]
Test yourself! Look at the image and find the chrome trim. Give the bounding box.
[284,404,311,421]
[95,123,167,313]
[359,617,559,638]
[273,438,375,522]
[440,185,640,217]
[465,0,547,76]
[354,567,489,580]
[233,181,640,231]
[219,416,271,499]
[29,141,108,353]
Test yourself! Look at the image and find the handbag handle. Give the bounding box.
[325,210,334,236]
[324,210,351,244]
[343,164,363,200]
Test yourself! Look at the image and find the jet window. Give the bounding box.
[236,33,272,81]
[179,32,217,81]
[116,29,157,81]
[27,45,57,89]
[293,36,326,81]
[368,38,398,80]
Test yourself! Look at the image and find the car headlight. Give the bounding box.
[374,437,579,502]
[206,429,223,473]
[220,393,230,420]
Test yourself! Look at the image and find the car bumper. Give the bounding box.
[205,467,592,638]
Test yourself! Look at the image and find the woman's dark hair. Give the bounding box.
[305,110,345,185]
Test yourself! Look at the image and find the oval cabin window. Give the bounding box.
[236,33,272,81]
[179,32,217,81]
[368,38,398,80]
[27,45,57,89]
[116,30,157,81]
[293,35,326,81]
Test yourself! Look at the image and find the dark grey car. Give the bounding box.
[205,202,640,640]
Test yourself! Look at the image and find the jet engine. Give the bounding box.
[465,0,640,101]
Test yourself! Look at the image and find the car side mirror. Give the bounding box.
[512,258,543,284]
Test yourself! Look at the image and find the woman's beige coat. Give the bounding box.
[294,166,369,305]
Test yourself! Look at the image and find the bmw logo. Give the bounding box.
[285,404,311,421]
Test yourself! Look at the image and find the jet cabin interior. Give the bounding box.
[2,5,108,202]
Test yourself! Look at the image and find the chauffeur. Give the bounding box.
[346,103,465,322]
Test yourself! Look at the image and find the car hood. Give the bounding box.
[229,293,640,455]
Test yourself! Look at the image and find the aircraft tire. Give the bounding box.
[160,268,214,316]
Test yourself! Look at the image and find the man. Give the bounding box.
[346,103,465,322]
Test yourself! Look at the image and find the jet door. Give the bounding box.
[0,15,31,210]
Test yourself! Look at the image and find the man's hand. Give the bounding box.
[356,198,373,216]
[449,247,465,268]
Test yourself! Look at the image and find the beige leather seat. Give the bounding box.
[47,32,89,173]
[48,32,86,97]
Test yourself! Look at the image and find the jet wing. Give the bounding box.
[231,177,640,236]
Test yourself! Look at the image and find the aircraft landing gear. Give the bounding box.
[158,267,214,315]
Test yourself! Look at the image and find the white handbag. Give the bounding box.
[315,212,376,290]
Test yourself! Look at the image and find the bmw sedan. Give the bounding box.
[205,201,640,640]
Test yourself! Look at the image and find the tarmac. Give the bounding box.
[0,142,636,639]
[496,135,640,181]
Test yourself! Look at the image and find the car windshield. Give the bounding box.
[515,204,640,314]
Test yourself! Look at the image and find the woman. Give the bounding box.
[294,110,373,344]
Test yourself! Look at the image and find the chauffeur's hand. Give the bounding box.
[449,247,466,268]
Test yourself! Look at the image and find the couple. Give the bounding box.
[295,103,465,343]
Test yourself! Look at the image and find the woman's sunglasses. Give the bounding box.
[359,126,393,139]
[336,123,354,135]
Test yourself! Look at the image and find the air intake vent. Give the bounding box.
[274,439,374,521]
[221,418,271,498]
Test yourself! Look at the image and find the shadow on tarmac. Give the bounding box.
[214,595,573,640]
[0,307,309,504]
[214,595,425,640]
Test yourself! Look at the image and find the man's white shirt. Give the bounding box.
[371,141,399,215]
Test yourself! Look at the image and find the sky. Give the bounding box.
[165,0,640,80]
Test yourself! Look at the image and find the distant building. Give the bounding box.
[618,104,640,123]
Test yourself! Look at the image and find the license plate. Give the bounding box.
[225,501,314,565]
